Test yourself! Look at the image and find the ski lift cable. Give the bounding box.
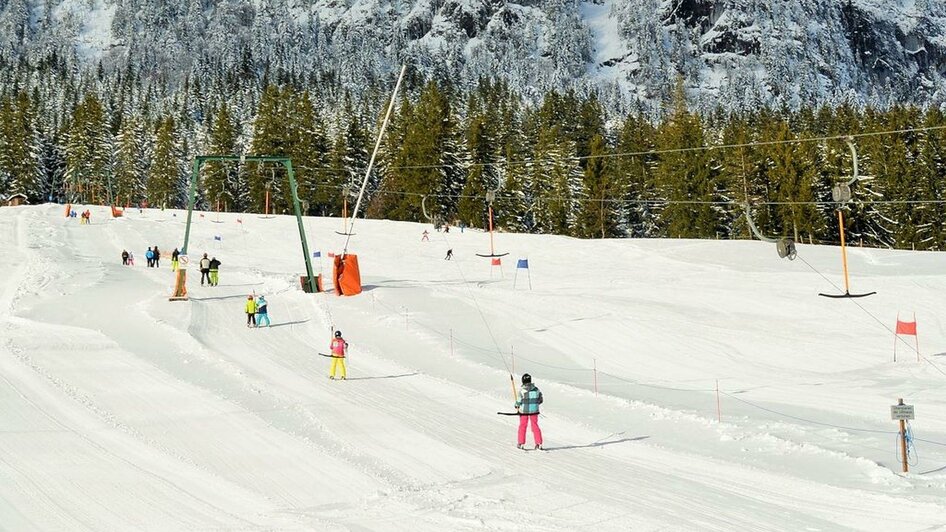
[312,182,946,208]
[437,229,515,382]
[351,124,946,172]
[794,253,946,378]
[342,65,406,256]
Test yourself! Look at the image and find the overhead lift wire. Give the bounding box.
[301,123,946,174]
[436,228,519,400]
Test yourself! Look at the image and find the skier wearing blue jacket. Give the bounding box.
[515,373,544,450]
[256,295,270,327]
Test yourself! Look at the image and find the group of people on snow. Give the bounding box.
[145,246,161,267]
[198,253,221,286]
[120,250,135,266]
[244,294,270,328]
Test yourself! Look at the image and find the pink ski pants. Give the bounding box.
[518,414,543,446]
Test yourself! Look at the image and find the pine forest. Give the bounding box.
[1,65,945,251]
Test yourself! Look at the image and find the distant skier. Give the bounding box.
[171,248,180,271]
[245,295,257,328]
[146,247,154,267]
[209,256,221,286]
[445,249,453,260]
[128,251,135,266]
[121,250,129,265]
[444,224,450,233]
[199,253,211,285]
[329,330,348,380]
[515,373,544,450]
[421,230,429,242]
[255,295,270,327]
[153,246,161,268]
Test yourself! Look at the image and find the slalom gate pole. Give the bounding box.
[915,312,920,362]
[510,374,517,403]
[894,312,899,363]
[716,379,721,422]
[838,210,851,294]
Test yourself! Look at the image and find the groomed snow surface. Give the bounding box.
[2,204,946,531]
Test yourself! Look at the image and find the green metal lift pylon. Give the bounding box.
[175,156,317,297]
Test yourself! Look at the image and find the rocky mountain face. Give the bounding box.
[0,0,944,111]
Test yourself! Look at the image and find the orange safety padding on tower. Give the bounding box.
[64,204,72,217]
[111,206,124,218]
[333,254,362,296]
[896,320,917,336]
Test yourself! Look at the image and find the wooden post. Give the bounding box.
[838,210,851,294]
[898,398,908,473]
[716,380,721,422]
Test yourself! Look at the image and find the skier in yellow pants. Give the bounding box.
[329,330,348,379]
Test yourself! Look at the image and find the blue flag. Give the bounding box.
[214,235,222,241]
[517,259,529,269]
[313,251,321,258]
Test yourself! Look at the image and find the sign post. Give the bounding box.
[890,398,915,473]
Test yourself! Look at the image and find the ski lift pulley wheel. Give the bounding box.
[776,238,797,260]
[832,183,852,203]
[486,191,496,203]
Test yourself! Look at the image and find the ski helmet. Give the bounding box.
[334,330,342,338]
[521,373,532,384]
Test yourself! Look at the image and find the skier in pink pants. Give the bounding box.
[515,373,544,450]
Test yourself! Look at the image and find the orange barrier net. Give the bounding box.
[333,254,362,296]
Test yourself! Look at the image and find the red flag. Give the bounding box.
[491,258,501,266]
[896,320,917,336]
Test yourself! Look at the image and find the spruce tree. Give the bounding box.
[615,113,659,237]
[113,114,146,207]
[0,91,41,201]
[147,116,181,208]
[654,82,717,238]
[575,134,619,238]
[202,103,241,211]
[64,93,111,204]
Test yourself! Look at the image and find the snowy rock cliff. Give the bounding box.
[1,0,944,110]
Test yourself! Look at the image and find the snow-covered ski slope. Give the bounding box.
[2,204,946,531]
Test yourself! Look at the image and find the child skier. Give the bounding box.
[515,373,544,450]
[121,250,129,265]
[146,247,154,267]
[171,248,180,271]
[245,295,257,328]
[329,330,348,380]
[255,295,270,327]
